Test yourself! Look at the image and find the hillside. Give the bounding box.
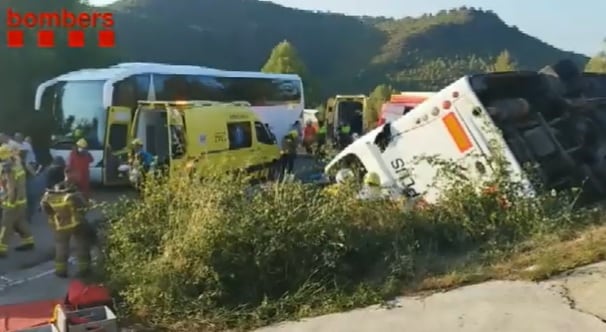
[105,0,588,96]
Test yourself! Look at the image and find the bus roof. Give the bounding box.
[53,62,301,82]
[35,62,302,110]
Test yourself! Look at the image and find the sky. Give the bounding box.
[90,0,604,56]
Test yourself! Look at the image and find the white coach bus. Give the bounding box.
[34,62,304,185]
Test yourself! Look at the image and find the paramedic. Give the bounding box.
[315,120,327,154]
[67,139,93,200]
[302,121,317,154]
[338,122,351,148]
[40,168,92,278]
[131,139,154,172]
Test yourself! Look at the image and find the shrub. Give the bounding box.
[101,151,598,330]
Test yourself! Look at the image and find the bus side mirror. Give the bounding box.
[374,123,392,152]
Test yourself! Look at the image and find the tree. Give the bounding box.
[490,50,517,72]
[261,40,318,105]
[366,84,396,129]
[585,39,606,73]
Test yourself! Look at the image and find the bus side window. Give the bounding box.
[254,121,273,145]
[227,122,253,150]
[113,79,136,109]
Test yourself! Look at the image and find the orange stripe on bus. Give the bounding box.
[442,113,472,153]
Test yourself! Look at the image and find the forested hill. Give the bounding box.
[106,0,588,94]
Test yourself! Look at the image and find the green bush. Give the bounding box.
[101,153,598,330]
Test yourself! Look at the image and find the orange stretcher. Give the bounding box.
[0,299,61,332]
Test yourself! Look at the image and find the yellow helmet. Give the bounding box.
[0,145,12,161]
[76,138,88,148]
[131,138,143,146]
[363,172,381,186]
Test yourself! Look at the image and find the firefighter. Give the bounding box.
[324,168,355,196]
[40,168,92,278]
[357,172,386,200]
[0,145,35,258]
[280,131,298,178]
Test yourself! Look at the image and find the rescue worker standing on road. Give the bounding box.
[280,131,298,179]
[357,172,386,200]
[315,120,327,155]
[337,121,351,149]
[302,121,317,155]
[67,139,93,200]
[0,145,35,258]
[40,168,92,278]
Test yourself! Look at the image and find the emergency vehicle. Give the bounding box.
[326,95,367,140]
[117,100,281,186]
[34,62,303,185]
[325,66,606,204]
[377,92,435,125]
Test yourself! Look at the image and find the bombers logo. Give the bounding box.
[5,8,115,48]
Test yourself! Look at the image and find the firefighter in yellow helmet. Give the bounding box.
[324,168,355,197]
[40,167,92,278]
[357,171,386,200]
[0,145,35,258]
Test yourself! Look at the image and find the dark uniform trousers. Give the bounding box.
[41,187,92,275]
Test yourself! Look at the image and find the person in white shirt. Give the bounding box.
[14,133,37,166]
[0,133,22,153]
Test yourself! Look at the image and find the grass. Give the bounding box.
[94,148,606,332]
[410,223,606,294]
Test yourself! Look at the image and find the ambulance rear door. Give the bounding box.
[102,106,133,186]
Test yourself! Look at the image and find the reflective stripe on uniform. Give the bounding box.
[20,236,34,245]
[3,199,26,208]
[54,262,67,272]
[47,194,79,231]
[15,169,25,180]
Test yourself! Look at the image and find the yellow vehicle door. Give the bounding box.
[166,107,187,176]
[181,108,229,175]
[252,121,281,179]
[102,106,133,186]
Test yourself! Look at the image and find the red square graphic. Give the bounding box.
[37,30,55,48]
[6,30,24,48]
[98,30,115,48]
[68,30,85,47]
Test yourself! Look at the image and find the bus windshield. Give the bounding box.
[52,80,106,149]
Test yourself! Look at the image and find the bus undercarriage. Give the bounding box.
[474,60,606,201]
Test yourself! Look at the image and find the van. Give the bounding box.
[377,92,435,126]
[326,95,367,140]
[121,100,281,185]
